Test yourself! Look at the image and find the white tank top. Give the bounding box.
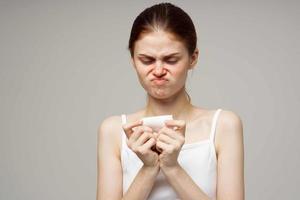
[120,109,222,200]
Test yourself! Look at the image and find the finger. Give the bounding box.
[130,125,153,141]
[157,132,175,145]
[164,119,186,130]
[129,126,144,141]
[158,127,179,140]
[135,131,153,146]
[122,119,143,139]
[142,137,157,151]
[156,140,172,152]
[156,145,163,153]
[141,125,153,133]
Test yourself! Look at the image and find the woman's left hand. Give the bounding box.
[155,119,186,170]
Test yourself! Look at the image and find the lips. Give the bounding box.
[152,78,167,81]
[152,78,168,85]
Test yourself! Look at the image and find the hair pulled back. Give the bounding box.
[128,2,197,58]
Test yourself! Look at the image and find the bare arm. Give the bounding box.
[160,110,245,200]
[216,110,245,200]
[123,165,159,200]
[96,116,160,200]
[162,164,211,200]
[97,116,123,200]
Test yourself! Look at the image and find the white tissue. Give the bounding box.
[142,115,173,132]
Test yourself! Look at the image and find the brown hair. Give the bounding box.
[128,2,197,102]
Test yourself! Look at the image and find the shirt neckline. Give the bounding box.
[181,139,211,150]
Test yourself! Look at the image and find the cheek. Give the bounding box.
[135,68,151,89]
[174,71,188,87]
[133,62,146,75]
[170,64,188,81]
[136,68,149,82]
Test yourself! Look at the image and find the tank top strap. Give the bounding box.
[121,114,127,125]
[209,109,222,142]
[121,114,127,149]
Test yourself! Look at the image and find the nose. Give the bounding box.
[153,61,166,77]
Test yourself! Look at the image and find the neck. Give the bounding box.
[143,87,194,121]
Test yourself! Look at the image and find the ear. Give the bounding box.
[188,47,199,70]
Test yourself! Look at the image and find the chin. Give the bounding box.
[148,89,176,101]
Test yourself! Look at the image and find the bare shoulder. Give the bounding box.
[215,109,244,154]
[98,115,122,132]
[98,115,123,157]
[218,109,243,134]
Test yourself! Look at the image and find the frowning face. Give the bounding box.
[131,30,198,100]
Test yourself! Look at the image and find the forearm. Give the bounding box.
[161,164,210,200]
[122,165,159,200]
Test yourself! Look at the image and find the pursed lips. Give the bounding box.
[151,78,168,85]
[151,77,168,81]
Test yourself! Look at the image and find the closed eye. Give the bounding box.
[138,55,179,65]
[165,60,178,64]
[141,59,154,65]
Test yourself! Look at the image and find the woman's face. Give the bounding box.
[131,30,198,100]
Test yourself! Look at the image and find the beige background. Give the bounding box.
[1,0,299,199]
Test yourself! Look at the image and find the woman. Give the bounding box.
[97,2,244,200]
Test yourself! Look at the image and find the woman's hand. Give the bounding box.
[155,119,186,170]
[122,120,159,168]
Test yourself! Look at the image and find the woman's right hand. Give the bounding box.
[122,120,159,168]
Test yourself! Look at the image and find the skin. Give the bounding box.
[97,30,244,200]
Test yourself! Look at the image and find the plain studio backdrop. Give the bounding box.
[0,0,299,199]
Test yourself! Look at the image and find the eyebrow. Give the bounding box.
[137,52,180,59]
